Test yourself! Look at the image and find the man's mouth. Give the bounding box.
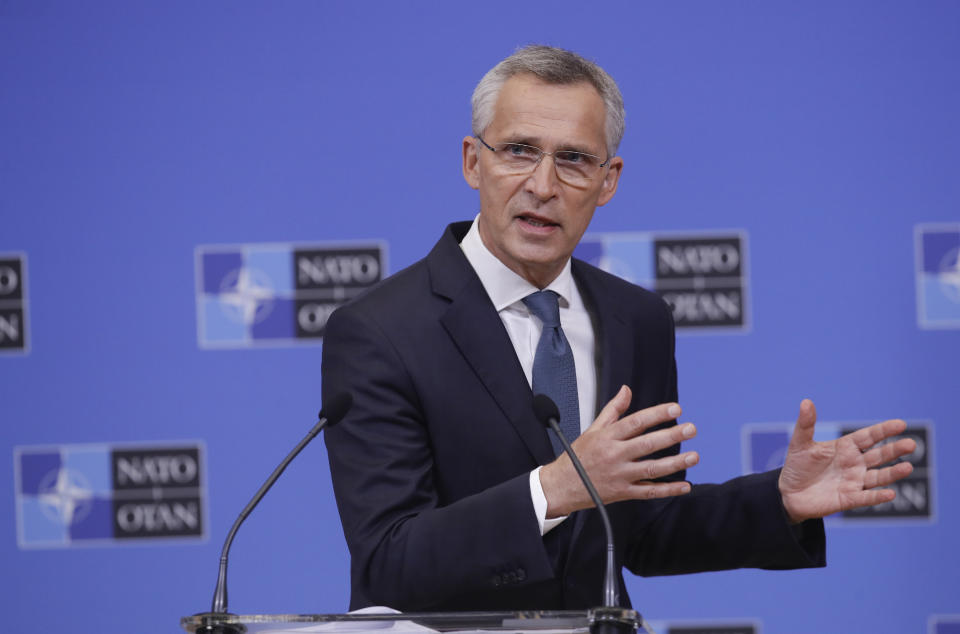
[518,214,558,228]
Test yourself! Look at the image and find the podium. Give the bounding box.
[181,608,648,634]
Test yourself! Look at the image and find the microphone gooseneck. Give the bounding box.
[205,392,353,626]
[532,394,618,607]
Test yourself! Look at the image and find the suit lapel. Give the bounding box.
[573,260,635,409]
[428,223,556,466]
[426,227,638,557]
[568,261,636,557]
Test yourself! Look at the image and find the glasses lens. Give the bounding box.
[487,141,603,186]
[494,143,541,172]
[554,151,600,185]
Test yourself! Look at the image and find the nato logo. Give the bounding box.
[14,443,206,548]
[743,422,933,521]
[195,242,386,348]
[916,224,960,328]
[575,232,749,330]
[0,253,28,353]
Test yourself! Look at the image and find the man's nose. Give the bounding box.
[524,155,560,199]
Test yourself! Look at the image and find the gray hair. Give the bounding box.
[471,45,625,157]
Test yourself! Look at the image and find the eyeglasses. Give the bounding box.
[476,135,610,187]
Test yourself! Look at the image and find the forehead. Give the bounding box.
[487,74,607,151]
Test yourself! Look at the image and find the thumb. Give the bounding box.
[593,385,632,428]
[788,398,818,450]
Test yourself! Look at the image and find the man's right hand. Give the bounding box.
[539,385,698,518]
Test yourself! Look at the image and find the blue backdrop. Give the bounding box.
[2,2,958,632]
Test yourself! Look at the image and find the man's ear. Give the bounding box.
[596,156,624,207]
[462,136,480,190]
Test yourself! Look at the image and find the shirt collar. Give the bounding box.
[460,215,574,312]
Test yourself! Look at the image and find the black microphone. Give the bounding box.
[194,392,353,634]
[532,394,640,634]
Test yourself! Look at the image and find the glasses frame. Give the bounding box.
[475,135,611,185]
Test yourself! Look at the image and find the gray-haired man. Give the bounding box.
[322,45,915,611]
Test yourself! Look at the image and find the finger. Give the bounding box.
[592,385,633,429]
[622,422,696,459]
[861,437,917,468]
[623,451,699,482]
[844,488,897,511]
[787,399,817,449]
[863,461,914,489]
[613,402,684,440]
[849,418,909,453]
[624,480,692,501]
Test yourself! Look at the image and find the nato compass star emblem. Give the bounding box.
[37,467,94,526]
[217,266,276,326]
[196,246,296,348]
[15,446,116,547]
[916,224,960,328]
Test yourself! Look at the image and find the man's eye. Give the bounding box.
[501,143,539,159]
[556,151,587,164]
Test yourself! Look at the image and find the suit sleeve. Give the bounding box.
[620,293,825,577]
[620,470,825,577]
[321,304,556,610]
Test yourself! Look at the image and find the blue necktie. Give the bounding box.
[523,290,581,455]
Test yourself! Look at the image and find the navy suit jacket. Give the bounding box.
[322,221,824,611]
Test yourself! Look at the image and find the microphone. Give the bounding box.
[194,392,353,634]
[532,394,640,634]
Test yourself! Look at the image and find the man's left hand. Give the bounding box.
[779,399,916,523]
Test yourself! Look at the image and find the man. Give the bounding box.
[321,45,914,611]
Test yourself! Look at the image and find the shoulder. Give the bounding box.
[325,222,473,334]
[344,257,431,311]
[325,257,432,340]
[571,257,674,326]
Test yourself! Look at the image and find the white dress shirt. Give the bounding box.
[460,216,597,535]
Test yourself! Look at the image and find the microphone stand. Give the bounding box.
[533,395,644,634]
[192,393,353,634]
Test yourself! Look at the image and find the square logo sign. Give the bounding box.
[196,242,386,348]
[14,443,207,548]
[742,423,933,521]
[575,231,749,331]
[916,224,960,329]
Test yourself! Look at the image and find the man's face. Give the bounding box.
[462,73,623,288]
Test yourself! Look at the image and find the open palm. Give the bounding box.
[778,400,916,523]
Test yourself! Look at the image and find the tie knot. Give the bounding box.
[522,290,561,327]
